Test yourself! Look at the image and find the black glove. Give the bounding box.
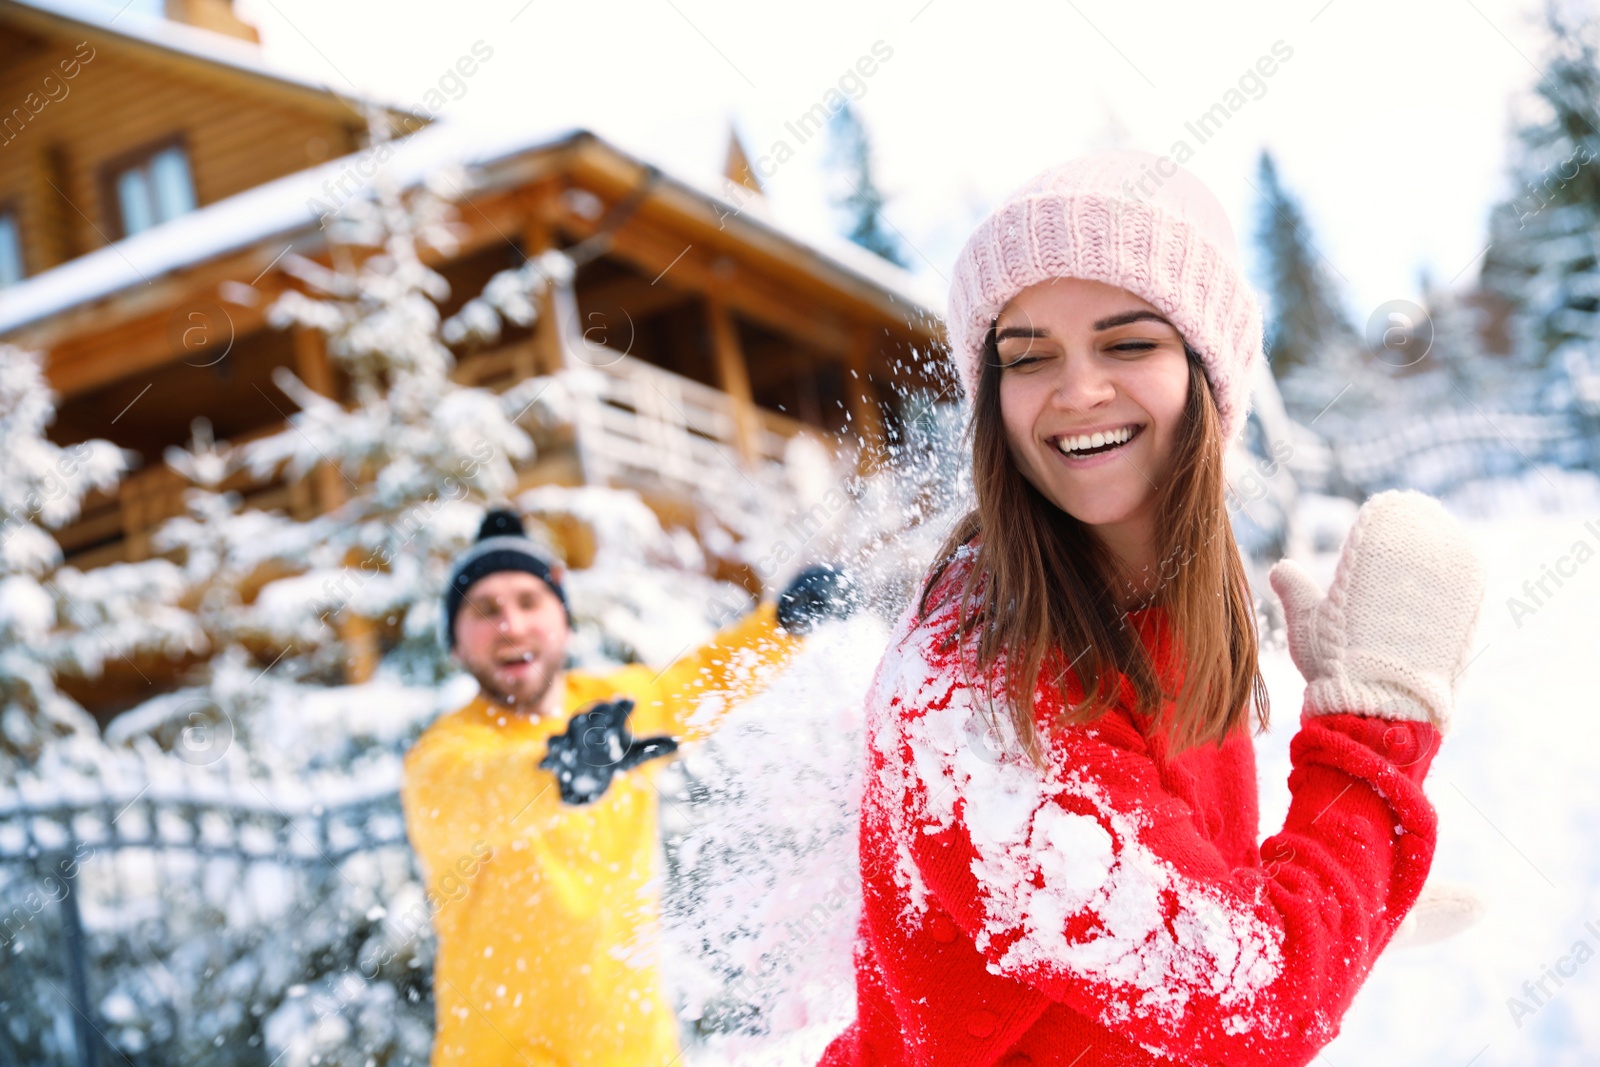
[776,564,859,635]
[538,698,679,806]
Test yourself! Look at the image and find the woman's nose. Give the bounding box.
[1048,352,1116,413]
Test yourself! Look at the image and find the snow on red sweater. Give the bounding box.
[820,558,1440,1067]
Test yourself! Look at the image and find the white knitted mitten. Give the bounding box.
[1269,489,1486,731]
[1387,880,1485,950]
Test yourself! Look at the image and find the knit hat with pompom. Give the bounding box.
[945,148,1263,448]
[442,508,568,649]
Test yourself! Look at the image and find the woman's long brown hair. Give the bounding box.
[921,328,1269,763]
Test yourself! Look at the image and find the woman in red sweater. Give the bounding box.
[819,151,1487,1066]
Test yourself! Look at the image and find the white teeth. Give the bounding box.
[1056,425,1136,455]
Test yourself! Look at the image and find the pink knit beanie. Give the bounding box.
[946,149,1263,448]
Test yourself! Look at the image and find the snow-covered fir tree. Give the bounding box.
[0,344,199,775]
[1250,151,1390,432]
[1416,269,1517,403]
[0,139,574,1065]
[1481,3,1600,421]
[156,164,576,690]
[825,103,907,267]
[1252,150,1355,379]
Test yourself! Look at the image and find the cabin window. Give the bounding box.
[107,141,197,237]
[0,209,22,289]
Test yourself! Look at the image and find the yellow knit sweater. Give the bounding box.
[401,604,796,1067]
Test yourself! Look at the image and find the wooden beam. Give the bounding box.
[845,327,888,468]
[338,614,379,684]
[705,298,760,464]
[563,208,854,355]
[40,281,283,396]
[290,325,345,512]
[290,323,335,397]
[288,469,316,520]
[578,270,695,325]
[119,478,151,563]
[36,142,79,269]
[520,196,560,378]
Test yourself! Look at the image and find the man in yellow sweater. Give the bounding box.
[402,508,851,1067]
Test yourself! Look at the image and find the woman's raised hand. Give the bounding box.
[1269,489,1487,731]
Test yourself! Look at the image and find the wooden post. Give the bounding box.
[338,615,379,685]
[705,298,761,465]
[290,326,346,512]
[845,328,888,469]
[523,194,562,378]
[288,475,315,521]
[35,144,80,269]
[120,475,149,563]
[333,544,380,683]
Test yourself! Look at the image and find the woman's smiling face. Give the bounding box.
[994,277,1192,572]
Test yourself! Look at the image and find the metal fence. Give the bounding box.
[1293,408,1595,499]
[0,772,432,1067]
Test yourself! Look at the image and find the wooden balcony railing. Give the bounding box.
[566,347,811,500]
[58,338,821,570]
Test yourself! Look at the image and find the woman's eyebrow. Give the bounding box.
[1093,310,1173,331]
[994,311,1172,340]
[993,324,1048,342]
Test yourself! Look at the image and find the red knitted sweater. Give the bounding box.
[820,559,1439,1067]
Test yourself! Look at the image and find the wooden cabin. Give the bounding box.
[0,0,948,581]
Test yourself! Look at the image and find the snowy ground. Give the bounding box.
[1266,472,1600,1066]
[677,468,1600,1066]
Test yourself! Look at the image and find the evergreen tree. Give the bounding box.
[0,345,201,773]
[825,103,907,267]
[1416,269,1514,403]
[1251,150,1356,379]
[0,346,119,770]
[154,167,565,687]
[1249,151,1392,432]
[1481,3,1600,415]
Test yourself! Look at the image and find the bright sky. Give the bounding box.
[231,0,1553,327]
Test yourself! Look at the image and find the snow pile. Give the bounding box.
[1440,463,1600,521]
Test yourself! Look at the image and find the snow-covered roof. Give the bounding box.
[0,0,408,113]
[591,129,945,321]
[0,122,570,336]
[0,119,942,340]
